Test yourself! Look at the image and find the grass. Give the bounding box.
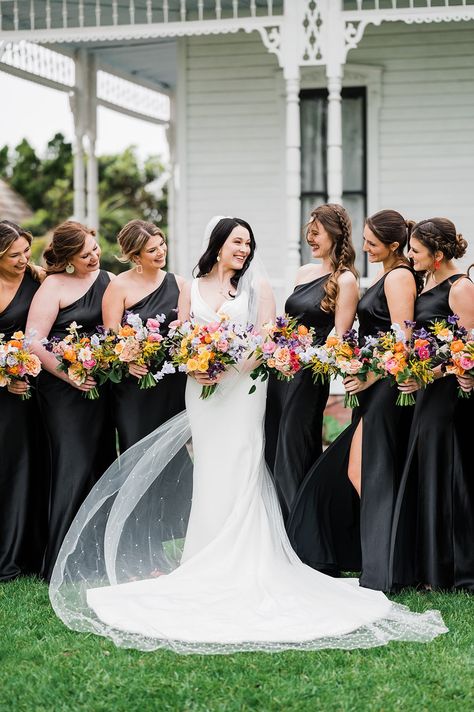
[1,578,473,712]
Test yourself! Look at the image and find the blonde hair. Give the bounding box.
[116,220,166,263]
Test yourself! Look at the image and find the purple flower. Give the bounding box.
[447,314,459,325]
[404,320,416,328]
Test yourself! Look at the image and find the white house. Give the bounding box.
[0,1,473,301]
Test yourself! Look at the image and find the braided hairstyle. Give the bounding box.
[411,217,468,262]
[0,220,42,281]
[306,204,358,314]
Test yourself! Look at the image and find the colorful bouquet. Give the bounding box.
[370,322,436,406]
[248,315,315,394]
[429,315,473,398]
[43,321,117,399]
[166,314,249,399]
[309,329,373,408]
[113,312,169,389]
[0,330,41,399]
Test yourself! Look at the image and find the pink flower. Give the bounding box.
[207,322,220,333]
[146,318,162,332]
[262,341,276,355]
[458,356,474,371]
[147,333,163,343]
[119,340,141,363]
[217,340,229,352]
[25,354,41,377]
[82,359,97,370]
[384,357,399,375]
[417,346,430,361]
[168,319,181,329]
[274,347,290,366]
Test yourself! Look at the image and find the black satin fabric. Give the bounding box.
[265,275,334,521]
[288,266,415,590]
[390,274,474,591]
[37,270,116,581]
[113,273,186,451]
[0,271,46,579]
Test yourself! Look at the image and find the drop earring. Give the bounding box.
[433,259,441,271]
[65,263,75,274]
[216,253,221,263]
[136,262,143,274]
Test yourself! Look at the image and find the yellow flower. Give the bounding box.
[186,358,198,372]
[12,331,24,340]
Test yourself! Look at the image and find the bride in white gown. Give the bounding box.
[49,216,447,654]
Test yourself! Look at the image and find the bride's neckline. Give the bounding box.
[195,278,237,315]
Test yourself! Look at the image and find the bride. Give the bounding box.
[49,216,447,654]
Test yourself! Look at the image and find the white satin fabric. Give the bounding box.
[51,279,447,653]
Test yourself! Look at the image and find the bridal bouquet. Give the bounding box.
[113,312,169,389]
[0,330,41,400]
[43,321,117,399]
[370,322,436,406]
[429,316,474,398]
[309,329,373,408]
[248,315,315,394]
[166,314,249,399]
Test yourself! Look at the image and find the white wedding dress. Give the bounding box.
[49,278,447,654]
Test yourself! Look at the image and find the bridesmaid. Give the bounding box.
[288,210,417,590]
[390,218,474,592]
[265,204,359,521]
[102,219,186,450]
[26,221,116,581]
[0,221,45,579]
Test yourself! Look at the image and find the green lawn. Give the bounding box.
[1,578,473,712]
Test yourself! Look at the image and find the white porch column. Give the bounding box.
[284,71,302,292]
[85,55,99,230]
[70,49,87,222]
[165,94,177,272]
[326,65,344,205]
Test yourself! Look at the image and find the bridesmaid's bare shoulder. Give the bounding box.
[295,263,324,287]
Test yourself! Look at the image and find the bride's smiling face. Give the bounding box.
[219,226,251,271]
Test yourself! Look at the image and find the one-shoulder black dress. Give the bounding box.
[37,270,116,581]
[390,274,473,592]
[265,275,334,521]
[288,266,415,590]
[0,271,45,579]
[113,273,186,451]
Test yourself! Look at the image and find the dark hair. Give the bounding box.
[307,204,358,314]
[411,217,468,261]
[43,221,96,274]
[0,220,41,281]
[194,217,256,292]
[366,209,414,261]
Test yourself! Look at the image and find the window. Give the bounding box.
[300,87,367,275]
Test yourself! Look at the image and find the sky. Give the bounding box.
[0,71,169,162]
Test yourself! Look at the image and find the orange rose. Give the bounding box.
[8,365,21,376]
[63,348,77,362]
[414,338,429,349]
[298,325,309,336]
[326,336,339,347]
[339,344,353,358]
[204,335,212,344]
[118,325,135,338]
[450,340,464,353]
[7,340,22,349]
[394,342,405,353]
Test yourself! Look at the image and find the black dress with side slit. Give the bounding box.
[389,274,474,592]
[0,270,45,579]
[37,270,116,581]
[265,274,334,521]
[287,266,415,590]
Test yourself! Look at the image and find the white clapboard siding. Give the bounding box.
[183,32,286,286]
[349,21,474,269]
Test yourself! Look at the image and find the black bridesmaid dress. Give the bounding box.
[37,270,116,581]
[113,273,186,451]
[265,274,334,521]
[287,266,415,590]
[0,271,45,579]
[390,274,474,592]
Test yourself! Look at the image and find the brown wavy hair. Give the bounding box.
[43,221,96,274]
[306,204,358,314]
[116,219,166,263]
[0,220,42,281]
[410,217,468,261]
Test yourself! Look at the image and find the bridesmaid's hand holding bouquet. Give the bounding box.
[0,330,41,400]
[166,314,249,399]
[248,315,315,394]
[113,312,170,389]
[429,316,474,398]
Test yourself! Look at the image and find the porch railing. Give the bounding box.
[0,1,283,33]
[343,0,474,12]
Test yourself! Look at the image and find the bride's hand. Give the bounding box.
[193,371,226,385]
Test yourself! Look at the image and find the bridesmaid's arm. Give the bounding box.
[450,278,474,393]
[174,274,186,292]
[256,278,276,330]
[177,281,191,321]
[102,279,126,331]
[334,271,359,336]
[26,279,96,391]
